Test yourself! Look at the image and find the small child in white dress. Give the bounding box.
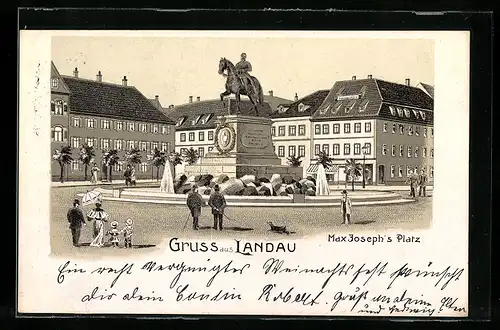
[107,221,120,248]
[121,218,134,248]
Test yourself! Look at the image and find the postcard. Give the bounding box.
[18,30,469,317]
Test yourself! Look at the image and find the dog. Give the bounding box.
[267,221,290,235]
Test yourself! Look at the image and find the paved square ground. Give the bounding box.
[50,186,432,256]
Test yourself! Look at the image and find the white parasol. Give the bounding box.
[81,190,102,206]
[159,160,175,193]
[316,163,330,196]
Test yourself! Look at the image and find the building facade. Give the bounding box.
[310,76,434,185]
[51,63,176,181]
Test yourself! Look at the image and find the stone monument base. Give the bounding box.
[184,162,303,180]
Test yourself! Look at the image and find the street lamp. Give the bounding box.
[361,145,368,188]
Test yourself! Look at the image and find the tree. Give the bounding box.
[168,151,183,166]
[182,147,199,165]
[315,151,334,168]
[78,144,95,181]
[52,146,73,183]
[345,158,362,192]
[102,149,120,183]
[124,147,142,170]
[148,148,167,181]
[287,155,303,167]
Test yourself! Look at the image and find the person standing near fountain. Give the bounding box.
[340,190,353,225]
[208,185,227,231]
[186,187,204,230]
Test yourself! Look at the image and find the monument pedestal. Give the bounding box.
[184,115,303,179]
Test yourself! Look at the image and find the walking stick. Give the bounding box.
[182,211,191,229]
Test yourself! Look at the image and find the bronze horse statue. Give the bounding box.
[218,57,264,116]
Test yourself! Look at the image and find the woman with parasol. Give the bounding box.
[86,201,109,247]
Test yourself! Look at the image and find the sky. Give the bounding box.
[51,36,434,107]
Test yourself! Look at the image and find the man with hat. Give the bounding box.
[208,185,227,231]
[235,53,257,96]
[340,190,353,225]
[66,199,86,247]
[186,186,205,230]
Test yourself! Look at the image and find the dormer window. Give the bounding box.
[419,111,426,120]
[359,99,369,112]
[176,116,187,127]
[201,113,213,125]
[412,110,419,119]
[332,101,343,114]
[192,114,203,126]
[52,78,59,88]
[278,106,289,113]
[396,107,404,117]
[298,103,310,112]
[389,106,396,116]
[359,86,366,97]
[404,108,411,118]
[319,104,330,115]
[345,100,356,113]
[336,86,345,96]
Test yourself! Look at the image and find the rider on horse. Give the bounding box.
[235,53,258,96]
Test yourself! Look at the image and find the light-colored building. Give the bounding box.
[270,90,330,178]
[310,75,434,185]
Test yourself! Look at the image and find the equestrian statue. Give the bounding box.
[218,53,265,116]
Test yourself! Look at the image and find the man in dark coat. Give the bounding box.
[186,186,205,230]
[67,199,86,246]
[418,170,428,197]
[208,185,227,230]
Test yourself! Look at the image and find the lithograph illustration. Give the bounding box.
[19,30,469,317]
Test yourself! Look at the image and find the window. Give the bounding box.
[431,148,434,158]
[333,124,340,134]
[161,142,167,152]
[397,107,404,117]
[298,145,305,157]
[315,124,321,135]
[399,145,404,157]
[53,126,63,142]
[199,131,205,141]
[288,146,296,157]
[180,133,186,142]
[71,160,79,171]
[322,144,329,155]
[354,143,361,155]
[414,166,419,175]
[364,143,371,155]
[85,138,94,147]
[314,144,320,156]
[399,124,404,135]
[117,121,123,131]
[278,126,285,136]
[407,166,412,177]
[101,138,110,150]
[382,144,387,156]
[365,122,372,133]
[128,122,135,131]
[359,99,369,112]
[421,165,426,174]
[127,140,135,150]
[208,146,214,152]
[430,166,434,178]
[413,110,419,119]
[333,144,340,155]
[72,117,81,127]
[391,144,396,157]
[431,128,434,137]
[166,142,171,153]
[140,163,148,172]
[140,141,147,151]
[392,124,396,134]
[52,100,64,115]
[201,113,213,125]
[71,137,80,148]
[271,127,276,136]
[278,146,285,157]
[420,111,426,120]
[115,139,123,150]
[86,118,95,129]
[198,147,205,158]
[152,141,159,150]
[208,131,214,141]
[398,166,403,177]
[354,123,361,133]
[414,147,419,158]
[322,124,330,134]
[189,132,195,141]
[383,122,388,132]
[407,146,412,158]
[298,125,306,136]
[389,106,396,116]
[423,147,427,158]
[101,120,110,130]
[344,123,351,133]
[344,143,350,155]
[404,108,411,118]
[52,78,59,88]
[141,123,148,133]
[408,125,413,136]
[115,162,123,172]
[424,128,428,137]
[390,165,395,178]
[180,148,188,154]
[151,124,158,134]
[289,126,297,136]
[415,126,420,136]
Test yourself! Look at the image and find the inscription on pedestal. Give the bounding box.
[241,128,270,149]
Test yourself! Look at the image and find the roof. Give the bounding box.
[271,90,330,119]
[51,62,70,94]
[61,76,175,125]
[263,94,293,111]
[148,97,163,110]
[167,98,273,130]
[306,163,340,174]
[311,78,433,122]
[418,82,435,99]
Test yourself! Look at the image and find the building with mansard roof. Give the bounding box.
[50,62,175,181]
[310,75,434,185]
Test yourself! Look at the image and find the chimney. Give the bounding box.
[294,93,298,102]
[122,76,128,86]
[268,90,274,97]
[73,67,79,78]
[96,71,102,82]
[169,104,174,109]
[352,75,356,80]
[155,95,159,103]
[405,78,410,86]
[196,96,201,102]
[189,96,193,103]
[367,74,372,79]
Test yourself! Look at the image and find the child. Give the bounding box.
[121,218,134,248]
[107,221,120,248]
